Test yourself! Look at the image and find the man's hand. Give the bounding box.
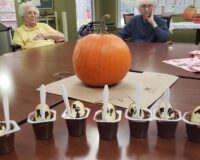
[146,7,158,28]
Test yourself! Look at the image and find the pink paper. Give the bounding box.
[163,57,200,72]
[189,50,200,55]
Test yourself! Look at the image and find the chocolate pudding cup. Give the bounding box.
[27,110,56,140]
[183,112,200,144]
[154,109,182,139]
[93,110,122,140]
[125,109,152,138]
[62,108,90,137]
[0,121,20,155]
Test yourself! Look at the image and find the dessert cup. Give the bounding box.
[125,109,152,138]
[182,112,200,144]
[27,110,56,140]
[154,109,182,138]
[61,108,90,137]
[93,110,122,140]
[0,120,20,155]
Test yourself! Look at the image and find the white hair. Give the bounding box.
[18,1,39,17]
[137,0,156,7]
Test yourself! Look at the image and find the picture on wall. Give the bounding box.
[30,0,54,9]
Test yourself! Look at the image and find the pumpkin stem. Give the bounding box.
[99,14,110,34]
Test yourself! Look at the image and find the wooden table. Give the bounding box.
[0,41,200,159]
[0,55,70,123]
[127,42,200,79]
[8,41,200,79]
[1,83,200,160]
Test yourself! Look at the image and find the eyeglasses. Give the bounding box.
[140,4,153,9]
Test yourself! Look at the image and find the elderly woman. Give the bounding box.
[118,0,169,42]
[13,2,64,49]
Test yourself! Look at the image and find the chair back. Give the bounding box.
[160,15,171,29]
[123,13,134,25]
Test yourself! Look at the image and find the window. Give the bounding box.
[117,0,137,28]
[0,0,17,29]
[75,0,94,30]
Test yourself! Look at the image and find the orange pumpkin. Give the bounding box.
[73,15,131,87]
[183,6,197,20]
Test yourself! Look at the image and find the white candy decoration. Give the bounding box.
[158,102,175,120]
[34,104,51,121]
[70,101,85,118]
[102,85,116,121]
[128,103,144,119]
[34,85,51,121]
[191,106,200,123]
[0,123,6,135]
[103,103,116,121]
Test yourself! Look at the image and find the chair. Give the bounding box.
[0,23,18,55]
[160,15,172,29]
[78,21,116,37]
[123,13,134,25]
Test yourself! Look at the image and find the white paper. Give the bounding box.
[165,5,176,13]
[41,72,178,109]
[159,0,166,6]
[30,0,41,7]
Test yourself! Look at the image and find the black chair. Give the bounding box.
[10,28,22,51]
[123,13,134,25]
[0,23,20,55]
[78,21,116,37]
[160,15,172,29]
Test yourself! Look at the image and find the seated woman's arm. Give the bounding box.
[43,23,65,42]
[45,33,65,43]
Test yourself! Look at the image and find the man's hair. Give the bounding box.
[18,1,39,17]
[137,0,156,7]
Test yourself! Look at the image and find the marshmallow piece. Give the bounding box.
[70,101,86,118]
[0,123,6,136]
[128,103,145,119]
[191,106,200,123]
[158,102,175,120]
[34,104,51,121]
[102,103,116,121]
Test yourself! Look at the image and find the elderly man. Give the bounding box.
[13,2,64,49]
[118,0,169,42]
